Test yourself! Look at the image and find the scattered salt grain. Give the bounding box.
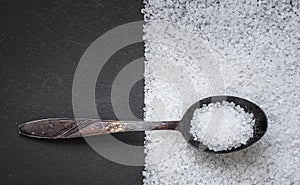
[143,0,300,184]
[190,101,255,152]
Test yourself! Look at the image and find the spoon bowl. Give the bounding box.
[177,96,268,153]
[19,96,268,154]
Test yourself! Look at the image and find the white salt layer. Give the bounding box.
[143,0,300,184]
[190,101,255,152]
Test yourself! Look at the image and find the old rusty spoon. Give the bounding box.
[19,95,268,153]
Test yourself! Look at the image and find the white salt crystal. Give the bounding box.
[143,0,300,184]
[190,101,255,151]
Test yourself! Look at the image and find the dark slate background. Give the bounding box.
[0,0,145,184]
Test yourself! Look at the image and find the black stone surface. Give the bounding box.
[0,0,145,184]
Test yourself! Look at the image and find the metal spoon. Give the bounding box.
[19,95,268,153]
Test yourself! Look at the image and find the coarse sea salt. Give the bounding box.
[143,0,300,184]
[190,101,255,152]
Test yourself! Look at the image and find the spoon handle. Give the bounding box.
[19,118,179,139]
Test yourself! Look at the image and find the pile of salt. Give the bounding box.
[143,0,300,184]
[190,101,255,151]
